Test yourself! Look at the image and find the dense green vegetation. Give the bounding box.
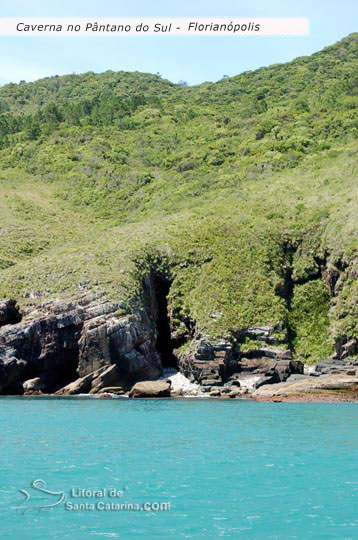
[0,33,357,363]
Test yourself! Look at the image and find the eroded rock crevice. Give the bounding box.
[141,262,197,372]
[151,274,177,369]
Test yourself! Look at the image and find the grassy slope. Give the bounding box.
[0,34,357,363]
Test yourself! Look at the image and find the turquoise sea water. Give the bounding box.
[0,398,358,539]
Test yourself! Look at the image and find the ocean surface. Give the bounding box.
[0,398,357,540]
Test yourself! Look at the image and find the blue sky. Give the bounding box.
[0,0,357,86]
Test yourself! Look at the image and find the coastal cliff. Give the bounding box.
[0,34,358,396]
[0,288,357,398]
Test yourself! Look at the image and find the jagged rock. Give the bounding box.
[228,388,241,398]
[77,302,161,381]
[55,367,106,395]
[0,299,22,326]
[178,335,302,392]
[0,294,162,395]
[178,338,238,388]
[56,364,125,395]
[129,380,171,398]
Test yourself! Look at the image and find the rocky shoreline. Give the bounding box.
[1,295,358,402]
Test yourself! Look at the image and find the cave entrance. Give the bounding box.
[152,275,178,369]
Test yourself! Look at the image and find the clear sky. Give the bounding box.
[0,0,357,86]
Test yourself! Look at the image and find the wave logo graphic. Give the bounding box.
[16,479,66,514]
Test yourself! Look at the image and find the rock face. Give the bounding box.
[0,294,161,395]
[129,380,171,398]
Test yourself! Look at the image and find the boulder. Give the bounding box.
[129,380,171,398]
[23,377,45,393]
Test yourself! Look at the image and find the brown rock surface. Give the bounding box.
[129,380,171,398]
[252,374,358,401]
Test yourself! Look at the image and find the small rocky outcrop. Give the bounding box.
[178,338,238,391]
[253,373,358,400]
[178,334,303,393]
[237,353,304,388]
[129,380,171,398]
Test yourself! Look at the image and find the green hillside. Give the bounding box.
[0,33,357,363]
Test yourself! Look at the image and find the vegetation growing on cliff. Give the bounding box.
[0,33,357,362]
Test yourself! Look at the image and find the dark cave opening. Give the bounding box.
[152,275,178,369]
[46,349,80,393]
[20,347,80,395]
